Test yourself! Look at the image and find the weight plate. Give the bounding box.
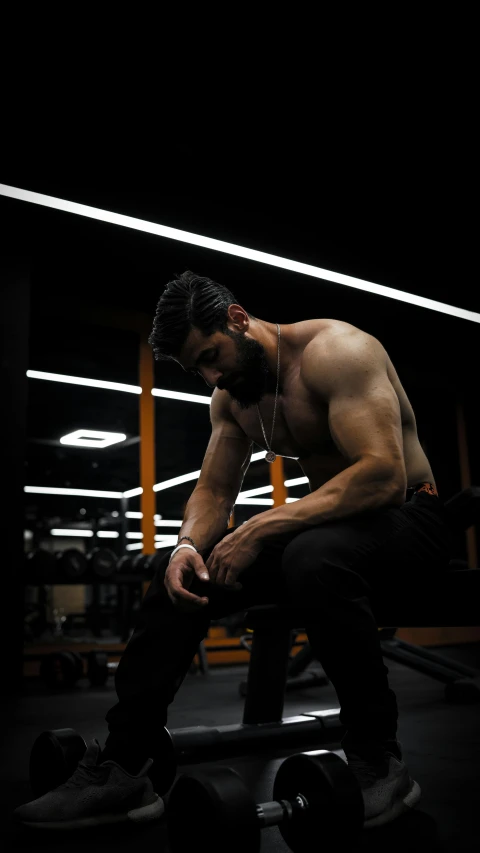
[116,555,133,574]
[57,548,88,578]
[273,751,364,852]
[29,728,87,797]
[148,726,178,795]
[40,651,81,690]
[167,765,260,853]
[89,547,116,577]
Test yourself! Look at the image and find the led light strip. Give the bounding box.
[2,183,478,323]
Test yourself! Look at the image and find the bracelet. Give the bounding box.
[178,535,197,549]
[168,543,197,564]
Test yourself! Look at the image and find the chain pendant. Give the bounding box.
[265,451,277,463]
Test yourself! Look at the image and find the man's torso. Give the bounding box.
[228,319,435,492]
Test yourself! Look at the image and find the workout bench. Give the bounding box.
[173,487,480,766]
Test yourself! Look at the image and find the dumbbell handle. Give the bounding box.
[256,793,308,828]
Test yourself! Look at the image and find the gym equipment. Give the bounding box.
[131,552,161,577]
[39,651,84,689]
[116,554,133,574]
[239,631,329,697]
[29,725,178,797]
[25,549,56,583]
[88,547,117,578]
[30,729,88,798]
[56,548,88,579]
[167,750,364,852]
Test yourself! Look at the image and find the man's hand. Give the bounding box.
[205,525,263,589]
[164,549,211,613]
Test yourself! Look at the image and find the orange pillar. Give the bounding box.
[456,397,477,568]
[139,336,156,554]
[269,456,287,507]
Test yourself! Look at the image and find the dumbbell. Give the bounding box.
[40,651,84,689]
[167,750,364,852]
[29,726,178,798]
[56,548,88,579]
[87,547,117,578]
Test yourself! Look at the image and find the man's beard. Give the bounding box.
[217,330,277,410]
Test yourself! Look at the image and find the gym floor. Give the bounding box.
[3,643,480,852]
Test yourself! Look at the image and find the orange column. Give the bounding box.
[269,456,287,507]
[139,336,156,554]
[456,397,477,568]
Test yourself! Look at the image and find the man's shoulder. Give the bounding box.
[300,319,372,361]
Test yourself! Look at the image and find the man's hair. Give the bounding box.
[148,270,256,361]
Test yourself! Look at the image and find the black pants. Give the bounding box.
[103,491,451,765]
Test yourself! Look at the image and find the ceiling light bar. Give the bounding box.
[50,529,94,537]
[25,486,123,498]
[126,532,143,539]
[123,487,143,498]
[60,429,127,448]
[97,531,120,538]
[2,184,478,324]
[235,498,274,505]
[284,476,309,488]
[27,369,141,394]
[126,511,143,519]
[152,388,211,404]
[155,520,183,527]
[238,485,274,498]
[155,538,179,548]
[153,451,266,493]
[285,497,300,503]
[126,542,144,551]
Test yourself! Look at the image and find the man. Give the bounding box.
[14,271,451,831]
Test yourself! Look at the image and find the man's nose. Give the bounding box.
[200,368,223,387]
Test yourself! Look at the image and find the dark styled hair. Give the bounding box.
[148,270,256,361]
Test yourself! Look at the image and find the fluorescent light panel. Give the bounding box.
[97,530,120,538]
[25,486,123,498]
[2,184,478,323]
[27,369,141,394]
[152,388,211,404]
[126,532,143,539]
[126,511,143,519]
[126,542,143,551]
[60,429,126,448]
[285,476,309,487]
[50,529,94,537]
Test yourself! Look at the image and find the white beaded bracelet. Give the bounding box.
[168,543,198,564]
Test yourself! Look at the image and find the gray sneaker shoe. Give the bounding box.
[13,739,164,830]
[344,744,421,829]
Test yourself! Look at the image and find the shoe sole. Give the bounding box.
[16,794,165,830]
[363,778,421,829]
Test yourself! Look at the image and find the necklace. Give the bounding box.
[256,323,281,463]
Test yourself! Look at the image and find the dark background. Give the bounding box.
[0,124,477,556]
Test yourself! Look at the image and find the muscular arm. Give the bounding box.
[177,388,252,555]
[248,330,407,543]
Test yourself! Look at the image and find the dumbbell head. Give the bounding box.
[40,651,82,690]
[56,548,87,579]
[167,750,364,853]
[88,547,116,577]
[29,728,87,797]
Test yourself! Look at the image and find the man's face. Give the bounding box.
[179,327,275,410]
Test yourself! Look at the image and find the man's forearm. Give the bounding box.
[247,460,406,544]
[177,485,232,556]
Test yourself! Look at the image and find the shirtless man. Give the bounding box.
[14,271,451,832]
